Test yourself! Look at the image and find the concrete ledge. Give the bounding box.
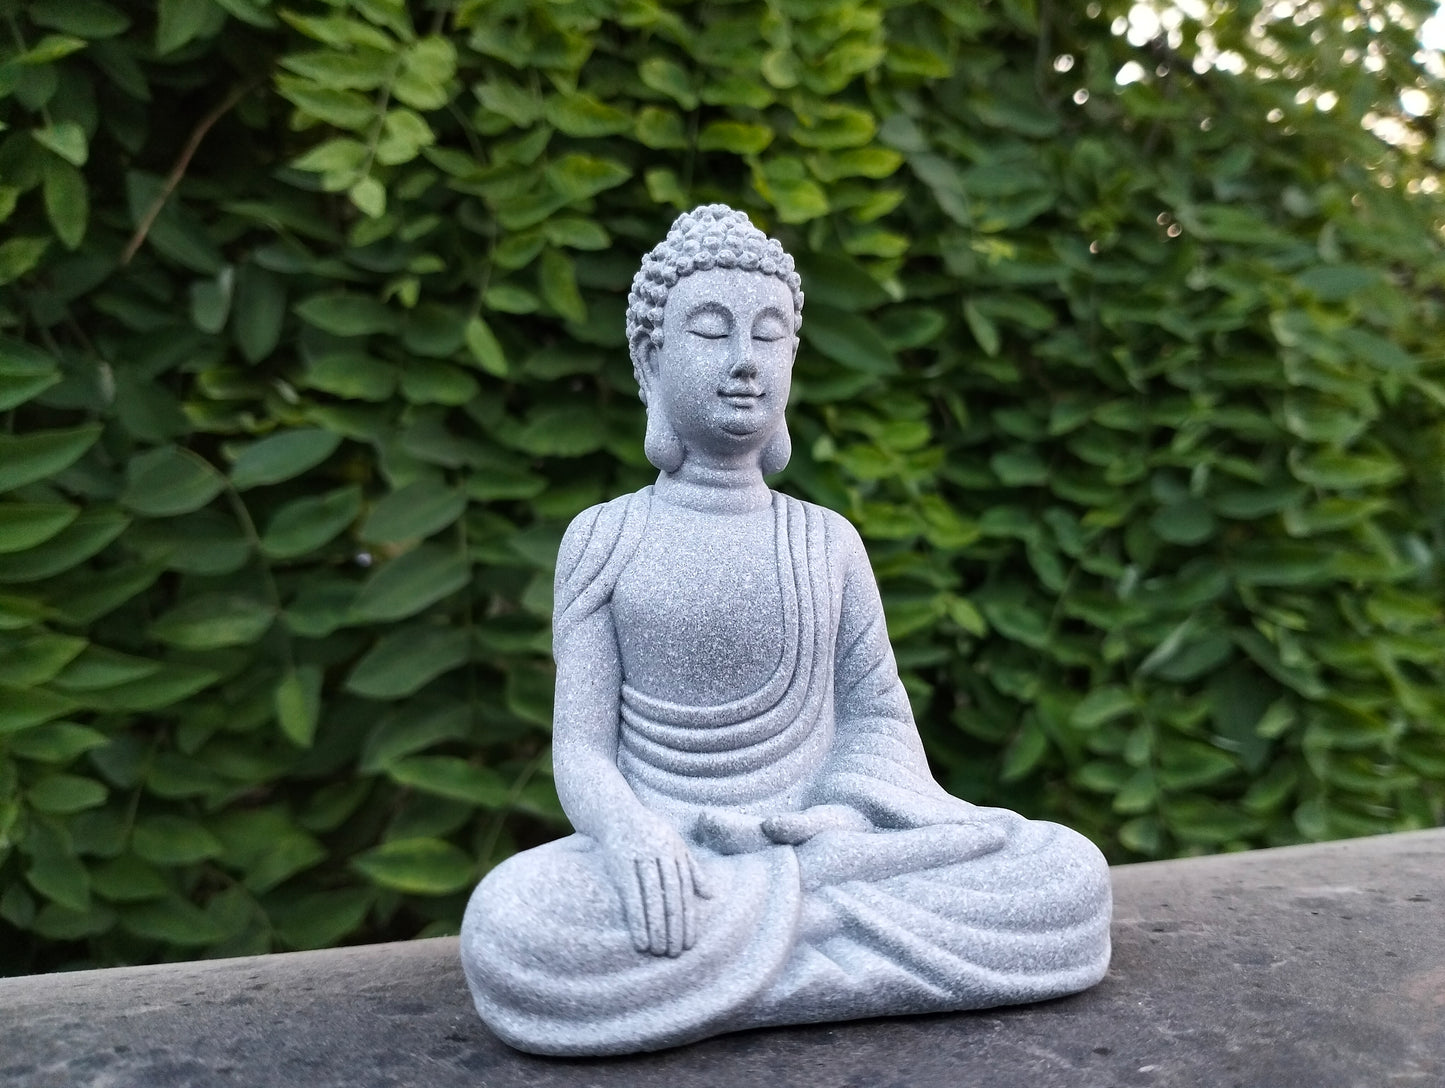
[3,829,1443,1088]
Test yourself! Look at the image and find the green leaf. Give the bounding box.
[697,121,772,154]
[0,424,102,493]
[1295,264,1381,301]
[349,544,470,623]
[91,855,169,902]
[1150,498,1217,545]
[464,315,508,376]
[261,485,362,559]
[544,92,630,136]
[398,361,478,405]
[351,837,475,895]
[80,662,218,711]
[538,248,586,323]
[802,305,897,375]
[121,446,225,516]
[0,632,86,685]
[1338,328,1417,374]
[0,510,129,584]
[638,57,697,109]
[151,594,275,650]
[13,33,87,65]
[964,300,1001,356]
[274,665,323,747]
[1157,738,1237,790]
[386,756,510,807]
[1288,442,1398,491]
[30,0,132,38]
[0,502,79,553]
[0,370,62,412]
[395,36,456,110]
[349,175,386,218]
[132,815,224,865]
[1163,798,1262,846]
[999,718,1048,782]
[29,774,108,814]
[360,704,471,772]
[42,157,88,249]
[990,448,1048,486]
[9,722,109,762]
[120,895,239,945]
[269,888,373,949]
[758,172,828,223]
[509,403,607,456]
[344,625,470,698]
[634,106,687,149]
[793,253,890,310]
[546,154,631,202]
[0,237,51,286]
[294,292,397,336]
[230,428,342,489]
[27,849,90,912]
[302,352,396,401]
[291,136,368,174]
[1070,686,1136,729]
[32,122,88,166]
[156,0,217,54]
[361,479,466,544]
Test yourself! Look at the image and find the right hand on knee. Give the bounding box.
[602,811,710,958]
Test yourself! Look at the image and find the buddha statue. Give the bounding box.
[459,204,1111,1056]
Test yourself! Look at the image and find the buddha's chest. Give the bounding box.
[612,505,785,705]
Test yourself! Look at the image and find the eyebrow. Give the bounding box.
[685,302,733,323]
[751,306,789,325]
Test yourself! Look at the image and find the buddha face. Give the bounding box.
[642,267,797,465]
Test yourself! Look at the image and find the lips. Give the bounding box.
[719,384,763,405]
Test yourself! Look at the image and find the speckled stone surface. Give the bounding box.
[4,830,1442,1088]
[457,205,1110,1055]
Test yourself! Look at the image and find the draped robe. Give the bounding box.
[460,488,1111,1056]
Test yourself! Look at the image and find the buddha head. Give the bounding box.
[626,205,804,475]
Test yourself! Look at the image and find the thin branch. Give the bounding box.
[120,79,259,266]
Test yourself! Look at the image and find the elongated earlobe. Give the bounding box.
[760,424,791,475]
[644,406,685,473]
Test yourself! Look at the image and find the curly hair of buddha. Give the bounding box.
[626,204,805,397]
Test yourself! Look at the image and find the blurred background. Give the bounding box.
[0,0,1441,973]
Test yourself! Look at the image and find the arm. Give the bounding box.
[550,509,707,957]
[807,514,978,828]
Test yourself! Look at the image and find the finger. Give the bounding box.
[687,850,713,900]
[679,857,696,951]
[660,856,684,957]
[636,858,667,956]
[621,858,649,952]
[761,813,809,844]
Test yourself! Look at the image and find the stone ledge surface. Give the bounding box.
[3,829,1442,1088]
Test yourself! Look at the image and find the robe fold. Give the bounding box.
[461,489,1111,1056]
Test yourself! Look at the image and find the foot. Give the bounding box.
[693,809,770,855]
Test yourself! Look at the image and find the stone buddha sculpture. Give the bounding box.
[459,205,1111,1056]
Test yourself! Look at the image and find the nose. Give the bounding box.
[729,335,758,379]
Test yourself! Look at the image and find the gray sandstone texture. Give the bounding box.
[457,205,1112,1055]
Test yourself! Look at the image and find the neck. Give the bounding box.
[653,457,772,514]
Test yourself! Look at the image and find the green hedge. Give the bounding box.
[1,0,1442,972]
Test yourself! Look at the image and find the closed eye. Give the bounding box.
[686,306,732,339]
[752,314,789,341]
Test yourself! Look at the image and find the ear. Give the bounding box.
[632,329,659,390]
[760,423,791,476]
[644,405,685,473]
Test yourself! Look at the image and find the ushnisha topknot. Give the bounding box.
[626,204,804,396]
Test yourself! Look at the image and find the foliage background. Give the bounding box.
[1,0,1442,973]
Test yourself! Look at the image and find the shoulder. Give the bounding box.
[556,488,652,584]
[774,492,868,565]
